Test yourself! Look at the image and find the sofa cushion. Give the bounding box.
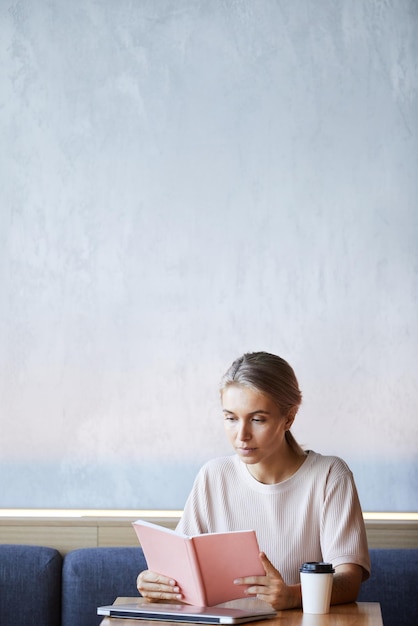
[62,546,147,626]
[357,548,418,626]
[0,544,62,626]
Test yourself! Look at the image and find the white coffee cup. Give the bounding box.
[300,562,335,614]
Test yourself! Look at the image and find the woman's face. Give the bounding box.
[222,384,293,471]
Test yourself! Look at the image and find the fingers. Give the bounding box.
[234,554,288,608]
[234,553,282,587]
[233,577,275,605]
[136,570,183,600]
[259,551,280,576]
[233,555,297,610]
[137,570,175,585]
[234,575,265,586]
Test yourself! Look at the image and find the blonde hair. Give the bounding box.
[220,352,304,455]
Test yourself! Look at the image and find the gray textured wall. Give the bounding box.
[1,0,417,511]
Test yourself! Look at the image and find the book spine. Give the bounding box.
[187,538,207,606]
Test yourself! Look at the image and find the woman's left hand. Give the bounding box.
[234,552,302,611]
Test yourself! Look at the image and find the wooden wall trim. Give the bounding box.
[1,513,417,555]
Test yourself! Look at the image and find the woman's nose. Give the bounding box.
[237,421,251,440]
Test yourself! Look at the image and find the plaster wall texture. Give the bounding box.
[0,0,417,510]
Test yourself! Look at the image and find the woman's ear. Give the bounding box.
[285,407,297,430]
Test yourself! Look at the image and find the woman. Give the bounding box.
[137,352,370,610]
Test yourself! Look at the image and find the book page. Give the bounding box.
[191,530,264,606]
[132,520,206,605]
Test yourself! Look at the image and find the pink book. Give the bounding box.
[132,520,264,607]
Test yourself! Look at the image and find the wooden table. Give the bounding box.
[98,598,383,626]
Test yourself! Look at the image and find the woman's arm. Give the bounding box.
[235,553,364,611]
[330,563,363,605]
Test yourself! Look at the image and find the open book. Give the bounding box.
[132,520,264,607]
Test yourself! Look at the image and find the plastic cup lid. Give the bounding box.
[300,562,335,573]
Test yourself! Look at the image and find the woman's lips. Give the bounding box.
[237,447,257,456]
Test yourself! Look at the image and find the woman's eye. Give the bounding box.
[252,417,265,423]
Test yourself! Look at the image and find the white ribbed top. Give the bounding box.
[176,451,370,585]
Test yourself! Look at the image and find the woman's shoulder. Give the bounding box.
[193,455,241,486]
[306,450,353,478]
[199,455,239,474]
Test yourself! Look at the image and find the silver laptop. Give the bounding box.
[97,600,277,624]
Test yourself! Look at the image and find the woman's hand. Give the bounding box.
[234,552,302,610]
[136,570,183,602]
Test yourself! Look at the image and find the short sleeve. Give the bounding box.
[320,464,370,579]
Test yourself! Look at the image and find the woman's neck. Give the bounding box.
[246,445,307,485]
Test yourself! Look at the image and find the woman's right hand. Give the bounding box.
[136,570,183,601]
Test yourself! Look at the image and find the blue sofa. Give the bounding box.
[357,549,418,626]
[0,545,417,626]
[0,544,62,626]
[62,547,147,626]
